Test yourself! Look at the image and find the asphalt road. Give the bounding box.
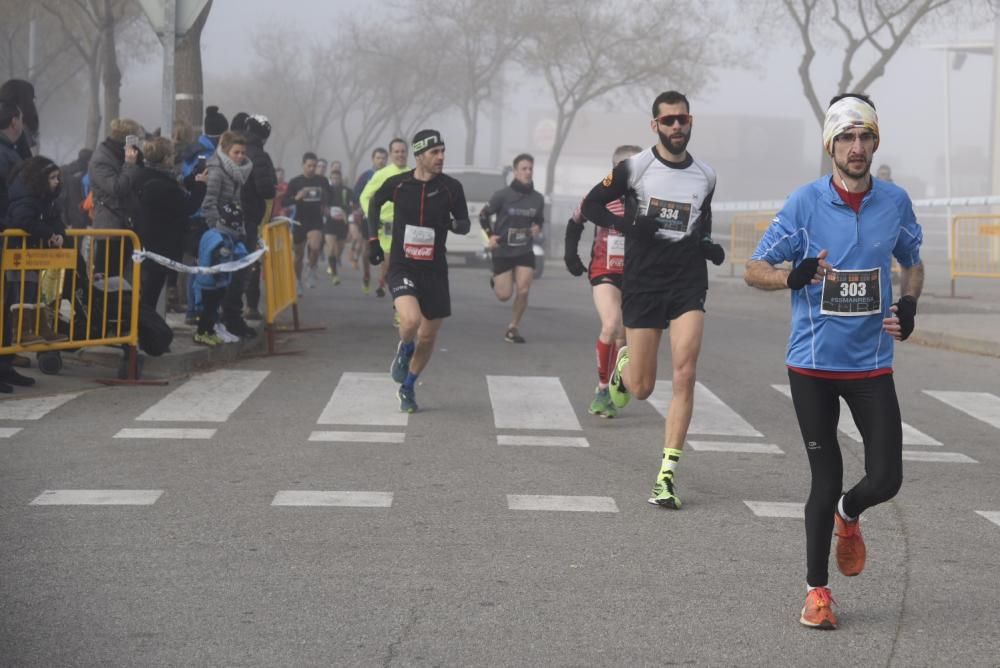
[2,259,999,667]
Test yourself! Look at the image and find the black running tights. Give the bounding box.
[788,370,903,587]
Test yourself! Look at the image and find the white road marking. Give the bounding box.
[744,501,804,518]
[0,392,81,421]
[136,370,269,422]
[975,511,1000,527]
[497,435,589,447]
[308,431,405,443]
[113,428,216,439]
[771,384,942,446]
[687,440,784,454]
[924,390,1000,431]
[648,382,763,437]
[271,491,393,507]
[318,372,408,426]
[902,450,977,464]
[487,376,581,431]
[0,427,22,438]
[30,489,163,505]
[506,495,619,513]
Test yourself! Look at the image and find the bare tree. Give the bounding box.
[175,0,212,132]
[521,0,731,195]
[774,0,989,172]
[0,2,86,107]
[407,0,532,164]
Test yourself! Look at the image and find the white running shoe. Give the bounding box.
[307,267,318,289]
[214,323,240,343]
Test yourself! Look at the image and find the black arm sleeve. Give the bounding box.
[699,188,715,238]
[448,180,471,234]
[367,178,393,239]
[564,217,583,254]
[582,161,630,229]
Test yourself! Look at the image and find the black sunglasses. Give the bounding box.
[655,114,691,127]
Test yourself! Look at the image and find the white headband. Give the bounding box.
[822,97,879,153]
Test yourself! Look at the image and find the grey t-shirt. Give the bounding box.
[483,183,544,258]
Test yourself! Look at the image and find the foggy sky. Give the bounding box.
[115,0,996,201]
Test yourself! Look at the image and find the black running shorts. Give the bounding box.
[622,287,706,329]
[388,266,451,320]
[491,252,535,276]
[293,221,322,244]
[590,273,623,289]
[323,219,349,240]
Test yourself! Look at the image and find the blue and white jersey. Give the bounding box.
[751,176,922,372]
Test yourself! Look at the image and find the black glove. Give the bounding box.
[368,238,384,266]
[893,295,917,341]
[786,257,821,290]
[623,214,659,240]
[700,236,726,266]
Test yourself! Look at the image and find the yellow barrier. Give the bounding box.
[259,218,323,356]
[1,228,153,383]
[728,212,776,275]
[951,214,1000,296]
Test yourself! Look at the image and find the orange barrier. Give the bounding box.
[258,218,324,356]
[1,229,158,383]
[951,214,1000,296]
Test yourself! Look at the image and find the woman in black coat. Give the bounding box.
[135,137,206,309]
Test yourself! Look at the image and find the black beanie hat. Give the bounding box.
[245,114,271,141]
[204,105,228,136]
[230,112,249,132]
[411,129,443,156]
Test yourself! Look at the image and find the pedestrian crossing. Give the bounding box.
[3,372,998,521]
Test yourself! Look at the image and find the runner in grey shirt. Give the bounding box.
[479,153,544,343]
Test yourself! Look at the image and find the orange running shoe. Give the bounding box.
[834,511,866,576]
[799,587,838,629]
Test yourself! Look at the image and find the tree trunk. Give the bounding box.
[175,0,212,133]
[544,110,572,196]
[100,0,121,133]
[463,104,477,165]
[85,56,102,149]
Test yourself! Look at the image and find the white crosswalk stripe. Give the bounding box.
[975,511,1000,528]
[487,375,581,431]
[271,491,393,507]
[744,501,804,518]
[771,384,942,446]
[0,392,82,421]
[114,428,217,439]
[902,451,977,464]
[924,390,1000,431]
[308,431,405,443]
[497,435,589,447]
[507,495,618,513]
[648,382,763,437]
[318,372,408,426]
[136,370,269,422]
[687,440,784,454]
[0,427,22,438]
[30,490,163,505]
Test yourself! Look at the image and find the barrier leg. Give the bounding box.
[96,345,168,386]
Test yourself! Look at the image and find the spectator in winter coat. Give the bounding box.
[135,137,207,310]
[0,79,39,159]
[3,156,67,347]
[193,201,247,346]
[239,114,276,320]
[88,117,142,230]
[202,130,255,340]
[0,98,29,392]
[58,148,93,230]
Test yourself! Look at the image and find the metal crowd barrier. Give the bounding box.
[258,218,323,356]
[951,214,1000,296]
[728,212,776,276]
[1,228,151,383]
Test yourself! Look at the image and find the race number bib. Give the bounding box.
[303,187,322,203]
[403,225,435,261]
[606,235,625,270]
[820,268,882,316]
[647,197,691,234]
[507,227,530,247]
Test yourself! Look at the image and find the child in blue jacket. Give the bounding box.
[193,201,246,345]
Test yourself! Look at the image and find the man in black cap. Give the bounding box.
[367,130,470,413]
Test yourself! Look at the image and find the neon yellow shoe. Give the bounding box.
[588,387,617,418]
[608,346,631,408]
[647,475,681,509]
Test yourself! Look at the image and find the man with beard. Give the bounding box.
[366,130,469,413]
[744,93,923,630]
[582,90,726,511]
[480,154,545,343]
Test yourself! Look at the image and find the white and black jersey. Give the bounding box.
[582,146,716,294]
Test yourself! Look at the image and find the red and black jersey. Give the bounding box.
[572,199,625,280]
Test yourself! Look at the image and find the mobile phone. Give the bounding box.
[196,156,207,171]
[125,134,139,148]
